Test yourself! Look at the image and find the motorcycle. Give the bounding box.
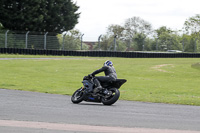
[71,75,127,105]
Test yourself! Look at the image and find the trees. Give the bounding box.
[107,24,125,38]
[103,15,200,52]
[155,26,172,51]
[124,17,152,36]
[183,14,200,52]
[99,24,126,51]
[100,15,200,52]
[123,17,152,51]
[0,0,80,50]
[97,17,153,51]
[57,29,89,50]
[0,0,80,33]
[154,26,182,51]
[184,14,200,35]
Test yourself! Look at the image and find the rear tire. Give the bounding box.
[101,88,120,105]
[71,88,85,104]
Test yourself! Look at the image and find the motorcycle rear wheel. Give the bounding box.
[101,88,120,105]
[71,88,85,104]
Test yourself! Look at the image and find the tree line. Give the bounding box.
[0,0,79,32]
[59,15,200,52]
[0,0,80,50]
[93,15,200,52]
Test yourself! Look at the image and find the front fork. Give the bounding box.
[80,87,86,92]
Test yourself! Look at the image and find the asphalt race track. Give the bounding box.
[0,89,200,133]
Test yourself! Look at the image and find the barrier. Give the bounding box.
[0,48,200,58]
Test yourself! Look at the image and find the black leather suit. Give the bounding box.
[91,66,117,87]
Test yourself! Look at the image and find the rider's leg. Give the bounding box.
[93,76,112,94]
[93,77,103,93]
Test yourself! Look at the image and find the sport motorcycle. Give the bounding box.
[71,75,127,105]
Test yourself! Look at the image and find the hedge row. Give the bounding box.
[0,48,200,58]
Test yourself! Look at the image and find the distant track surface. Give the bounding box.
[0,57,82,60]
[0,89,200,133]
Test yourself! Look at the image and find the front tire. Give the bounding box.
[101,88,120,105]
[71,88,85,104]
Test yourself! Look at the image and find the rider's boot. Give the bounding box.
[93,78,103,94]
[93,86,103,94]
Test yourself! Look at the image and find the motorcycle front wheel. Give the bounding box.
[71,88,85,104]
[101,88,120,105]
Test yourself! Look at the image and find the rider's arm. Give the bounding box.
[91,66,108,76]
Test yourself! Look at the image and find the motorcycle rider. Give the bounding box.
[89,60,117,94]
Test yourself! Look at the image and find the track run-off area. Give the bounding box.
[0,89,200,133]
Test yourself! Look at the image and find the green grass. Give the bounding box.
[0,54,200,106]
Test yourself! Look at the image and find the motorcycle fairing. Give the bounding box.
[102,79,127,89]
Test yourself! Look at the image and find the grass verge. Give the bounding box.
[0,54,200,106]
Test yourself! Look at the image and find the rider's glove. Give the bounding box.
[88,74,93,78]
